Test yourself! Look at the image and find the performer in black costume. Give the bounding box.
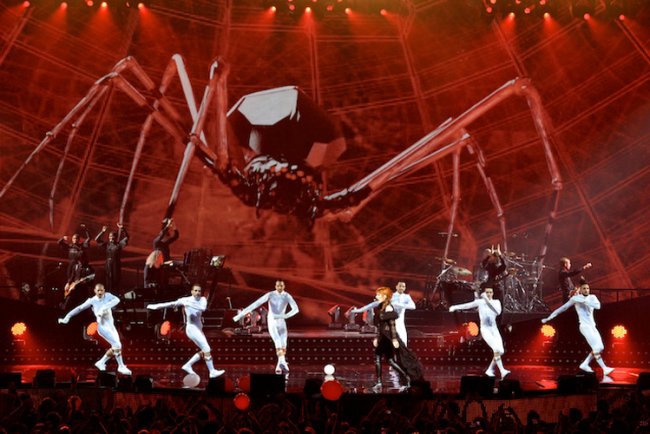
[58,225,91,285]
[95,223,128,294]
[480,245,506,304]
[373,286,423,391]
[558,257,592,302]
[144,218,179,288]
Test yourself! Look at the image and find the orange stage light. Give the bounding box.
[541,324,556,338]
[11,322,27,337]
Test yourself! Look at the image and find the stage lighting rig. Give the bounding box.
[327,305,342,329]
[569,0,596,18]
[343,307,360,332]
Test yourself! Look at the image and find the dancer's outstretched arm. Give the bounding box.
[233,293,270,322]
[59,298,92,323]
[542,298,576,323]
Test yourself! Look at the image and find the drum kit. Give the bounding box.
[423,252,550,313]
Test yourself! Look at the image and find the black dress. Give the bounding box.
[58,229,90,284]
[375,305,423,383]
[95,228,128,293]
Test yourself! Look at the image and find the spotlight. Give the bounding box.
[360,309,377,334]
[611,325,627,339]
[11,322,27,337]
[233,393,250,411]
[570,0,595,19]
[541,324,556,338]
[327,305,342,329]
[210,255,226,269]
[343,307,360,331]
[101,1,107,7]
[323,364,335,376]
[22,1,30,7]
[467,321,479,337]
[83,322,98,342]
[305,6,311,13]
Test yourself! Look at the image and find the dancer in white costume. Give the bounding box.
[147,284,224,378]
[58,283,132,375]
[449,287,510,378]
[392,281,416,346]
[541,280,613,375]
[233,280,299,374]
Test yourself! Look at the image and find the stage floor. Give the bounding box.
[3,362,641,395]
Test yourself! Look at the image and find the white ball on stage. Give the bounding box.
[323,364,335,376]
[183,373,201,388]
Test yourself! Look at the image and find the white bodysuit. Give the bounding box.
[546,294,603,353]
[63,293,122,350]
[391,292,416,345]
[149,296,211,352]
[237,291,299,349]
[451,297,504,354]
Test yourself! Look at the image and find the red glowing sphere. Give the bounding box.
[233,393,250,411]
[321,379,344,401]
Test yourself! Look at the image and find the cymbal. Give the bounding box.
[451,266,472,276]
[435,257,456,264]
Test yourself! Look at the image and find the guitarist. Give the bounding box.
[58,224,91,289]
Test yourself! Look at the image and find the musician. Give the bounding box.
[450,287,510,378]
[542,279,613,375]
[480,246,506,303]
[233,280,299,374]
[147,284,225,379]
[58,283,132,375]
[58,225,91,286]
[95,223,128,294]
[558,257,592,302]
[144,218,179,288]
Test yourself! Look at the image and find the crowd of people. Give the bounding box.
[1,386,650,434]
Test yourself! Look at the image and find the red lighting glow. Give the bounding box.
[544,12,550,19]
[490,0,496,3]
[60,1,67,8]
[305,6,311,13]
[86,0,94,6]
[345,7,351,14]
[289,4,295,11]
[326,4,333,11]
[524,7,531,14]
[541,324,556,338]
[233,393,250,411]
[540,0,546,4]
[486,6,493,13]
[270,6,276,12]
[380,9,387,16]
[508,12,515,18]
[22,1,30,7]
[467,322,479,337]
[611,325,627,339]
[86,322,98,336]
[583,13,590,20]
[11,322,27,337]
[619,14,625,21]
[159,320,171,336]
[138,2,144,9]
[101,1,107,8]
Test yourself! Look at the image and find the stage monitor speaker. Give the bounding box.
[460,375,494,398]
[117,376,134,392]
[497,379,522,398]
[251,373,285,399]
[637,372,650,391]
[411,380,434,398]
[303,378,323,398]
[96,372,116,388]
[557,374,597,395]
[33,369,55,388]
[134,375,153,392]
[0,372,21,388]
[206,376,226,395]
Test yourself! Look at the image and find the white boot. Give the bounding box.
[205,357,224,378]
[485,360,496,377]
[95,354,110,371]
[595,356,614,376]
[579,354,594,373]
[495,358,510,378]
[182,353,201,375]
[278,355,289,373]
[115,353,132,376]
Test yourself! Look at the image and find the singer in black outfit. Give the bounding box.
[558,257,592,302]
[95,223,128,294]
[373,286,423,391]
